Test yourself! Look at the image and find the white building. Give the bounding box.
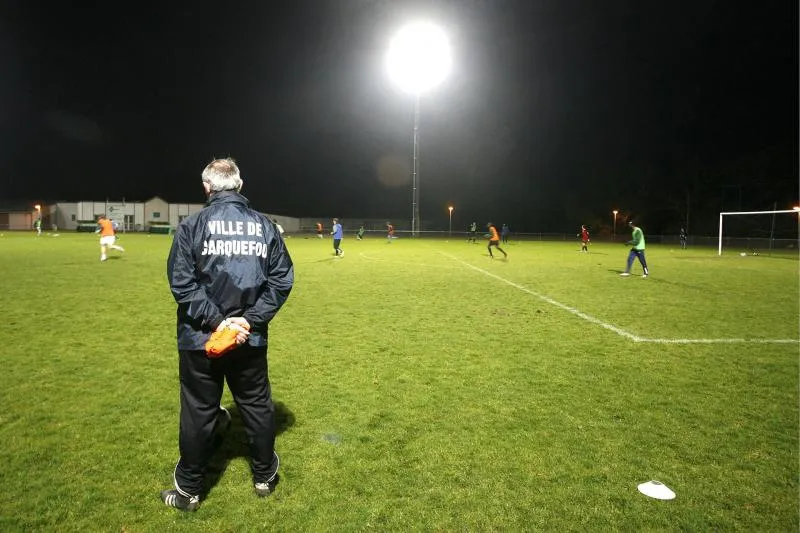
[50,197,205,231]
[47,196,300,233]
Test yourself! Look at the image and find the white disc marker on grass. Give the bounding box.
[637,480,676,500]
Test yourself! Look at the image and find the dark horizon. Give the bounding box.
[1,0,797,234]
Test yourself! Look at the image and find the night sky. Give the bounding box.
[1,0,797,233]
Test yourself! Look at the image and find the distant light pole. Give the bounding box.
[448,206,454,236]
[612,210,619,241]
[387,22,451,237]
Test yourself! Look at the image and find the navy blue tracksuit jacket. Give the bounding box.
[167,191,294,349]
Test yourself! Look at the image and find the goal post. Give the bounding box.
[718,209,800,255]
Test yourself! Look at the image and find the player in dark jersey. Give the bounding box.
[579,225,590,252]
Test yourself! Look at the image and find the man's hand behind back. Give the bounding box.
[216,317,251,344]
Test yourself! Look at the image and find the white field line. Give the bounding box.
[640,338,799,344]
[440,252,799,345]
[440,252,643,342]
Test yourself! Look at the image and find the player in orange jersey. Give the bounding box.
[486,222,507,259]
[96,215,125,261]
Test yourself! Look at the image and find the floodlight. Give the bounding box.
[386,22,451,95]
[386,22,451,236]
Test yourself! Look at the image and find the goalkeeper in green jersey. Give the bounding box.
[620,220,649,278]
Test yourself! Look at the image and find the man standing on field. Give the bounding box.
[331,218,344,257]
[579,225,590,252]
[161,158,294,512]
[621,220,649,278]
[467,221,477,243]
[501,223,510,244]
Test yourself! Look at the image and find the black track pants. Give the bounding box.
[173,345,277,496]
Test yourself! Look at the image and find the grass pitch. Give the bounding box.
[0,231,797,531]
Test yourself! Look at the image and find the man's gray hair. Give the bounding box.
[202,158,243,192]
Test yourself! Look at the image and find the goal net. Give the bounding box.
[718,209,799,255]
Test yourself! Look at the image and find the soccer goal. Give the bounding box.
[718,209,800,255]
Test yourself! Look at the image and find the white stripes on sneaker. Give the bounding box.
[162,490,199,510]
[164,493,179,507]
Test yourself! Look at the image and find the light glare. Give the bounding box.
[387,22,451,94]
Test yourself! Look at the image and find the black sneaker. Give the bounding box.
[254,474,279,498]
[160,489,200,511]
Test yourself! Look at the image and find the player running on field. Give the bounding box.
[621,220,649,277]
[486,222,507,259]
[96,215,125,261]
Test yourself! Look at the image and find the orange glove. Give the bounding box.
[205,324,248,358]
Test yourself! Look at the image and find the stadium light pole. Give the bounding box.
[612,210,618,241]
[448,205,454,236]
[387,22,451,237]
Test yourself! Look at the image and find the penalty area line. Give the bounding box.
[440,253,800,345]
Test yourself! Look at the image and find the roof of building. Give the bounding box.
[0,203,38,213]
